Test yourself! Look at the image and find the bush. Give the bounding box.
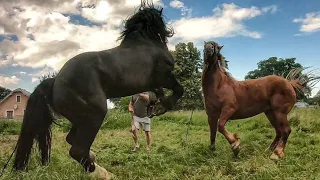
[0,120,21,135]
[101,109,131,130]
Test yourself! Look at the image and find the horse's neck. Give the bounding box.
[202,64,232,91]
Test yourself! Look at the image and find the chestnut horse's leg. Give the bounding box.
[217,108,240,156]
[270,112,291,160]
[207,114,219,151]
[264,110,281,151]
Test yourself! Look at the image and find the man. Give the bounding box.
[128,92,152,152]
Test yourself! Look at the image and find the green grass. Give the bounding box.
[0,108,320,180]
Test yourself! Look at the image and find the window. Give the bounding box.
[17,95,21,103]
[6,111,13,119]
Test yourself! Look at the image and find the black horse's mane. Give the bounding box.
[118,0,174,46]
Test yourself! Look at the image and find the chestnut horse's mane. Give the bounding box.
[217,53,234,79]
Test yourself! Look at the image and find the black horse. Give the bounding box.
[12,1,183,179]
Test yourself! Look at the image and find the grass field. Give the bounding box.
[0,108,320,180]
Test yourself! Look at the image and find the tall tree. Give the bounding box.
[0,86,11,100]
[170,42,203,110]
[245,57,303,80]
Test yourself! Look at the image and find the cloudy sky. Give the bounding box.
[1,0,320,96]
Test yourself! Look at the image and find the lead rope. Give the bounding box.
[183,109,194,146]
[0,143,17,177]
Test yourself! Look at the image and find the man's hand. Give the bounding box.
[128,102,134,113]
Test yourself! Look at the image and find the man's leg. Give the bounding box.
[130,117,140,151]
[144,123,151,152]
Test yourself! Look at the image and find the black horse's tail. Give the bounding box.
[13,78,55,171]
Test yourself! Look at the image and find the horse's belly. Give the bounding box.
[230,103,270,120]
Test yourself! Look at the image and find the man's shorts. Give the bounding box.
[131,116,151,132]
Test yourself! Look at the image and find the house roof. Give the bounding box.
[0,88,31,104]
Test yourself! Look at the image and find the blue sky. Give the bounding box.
[0,0,320,96]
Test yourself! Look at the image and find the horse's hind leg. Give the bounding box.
[217,108,240,156]
[270,112,291,160]
[68,110,112,179]
[66,125,96,162]
[264,110,281,151]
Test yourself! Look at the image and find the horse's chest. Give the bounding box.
[204,95,222,111]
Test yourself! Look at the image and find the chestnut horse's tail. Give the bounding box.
[286,67,320,95]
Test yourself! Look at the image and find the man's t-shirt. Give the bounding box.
[131,92,149,118]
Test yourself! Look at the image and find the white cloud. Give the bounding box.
[0,60,11,67]
[0,0,276,81]
[31,77,39,83]
[293,12,320,33]
[169,0,192,18]
[262,5,277,14]
[19,71,26,75]
[170,0,184,8]
[168,3,277,47]
[0,0,165,71]
[0,75,20,88]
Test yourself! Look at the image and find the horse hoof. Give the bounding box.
[208,145,215,151]
[231,141,240,156]
[90,163,114,180]
[269,153,279,161]
[90,150,96,162]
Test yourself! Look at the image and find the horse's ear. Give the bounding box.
[219,45,224,50]
[160,8,163,15]
[204,41,207,44]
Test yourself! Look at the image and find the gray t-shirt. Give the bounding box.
[131,92,149,118]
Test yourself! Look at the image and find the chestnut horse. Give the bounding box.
[202,41,319,160]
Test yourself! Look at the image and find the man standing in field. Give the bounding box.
[129,92,152,152]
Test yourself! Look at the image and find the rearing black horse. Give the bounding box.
[12,1,183,179]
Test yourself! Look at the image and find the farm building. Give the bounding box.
[0,88,30,120]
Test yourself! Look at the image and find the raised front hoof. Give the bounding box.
[89,163,114,180]
[150,102,167,117]
[208,145,216,151]
[231,141,241,157]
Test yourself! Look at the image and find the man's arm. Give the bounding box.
[128,102,134,113]
[128,96,134,113]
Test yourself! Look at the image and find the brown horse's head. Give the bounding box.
[203,41,223,65]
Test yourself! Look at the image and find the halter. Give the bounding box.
[157,33,163,43]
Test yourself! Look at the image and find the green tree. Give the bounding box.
[170,42,203,110]
[245,57,303,80]
[0,86,11,100]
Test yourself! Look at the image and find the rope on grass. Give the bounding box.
[0,144,17,177]
[183,109,194,146]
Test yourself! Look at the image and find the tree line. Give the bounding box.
[1,42,319,108]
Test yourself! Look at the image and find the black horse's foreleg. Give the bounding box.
[152,73,183,116]
[162,73,183,110]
